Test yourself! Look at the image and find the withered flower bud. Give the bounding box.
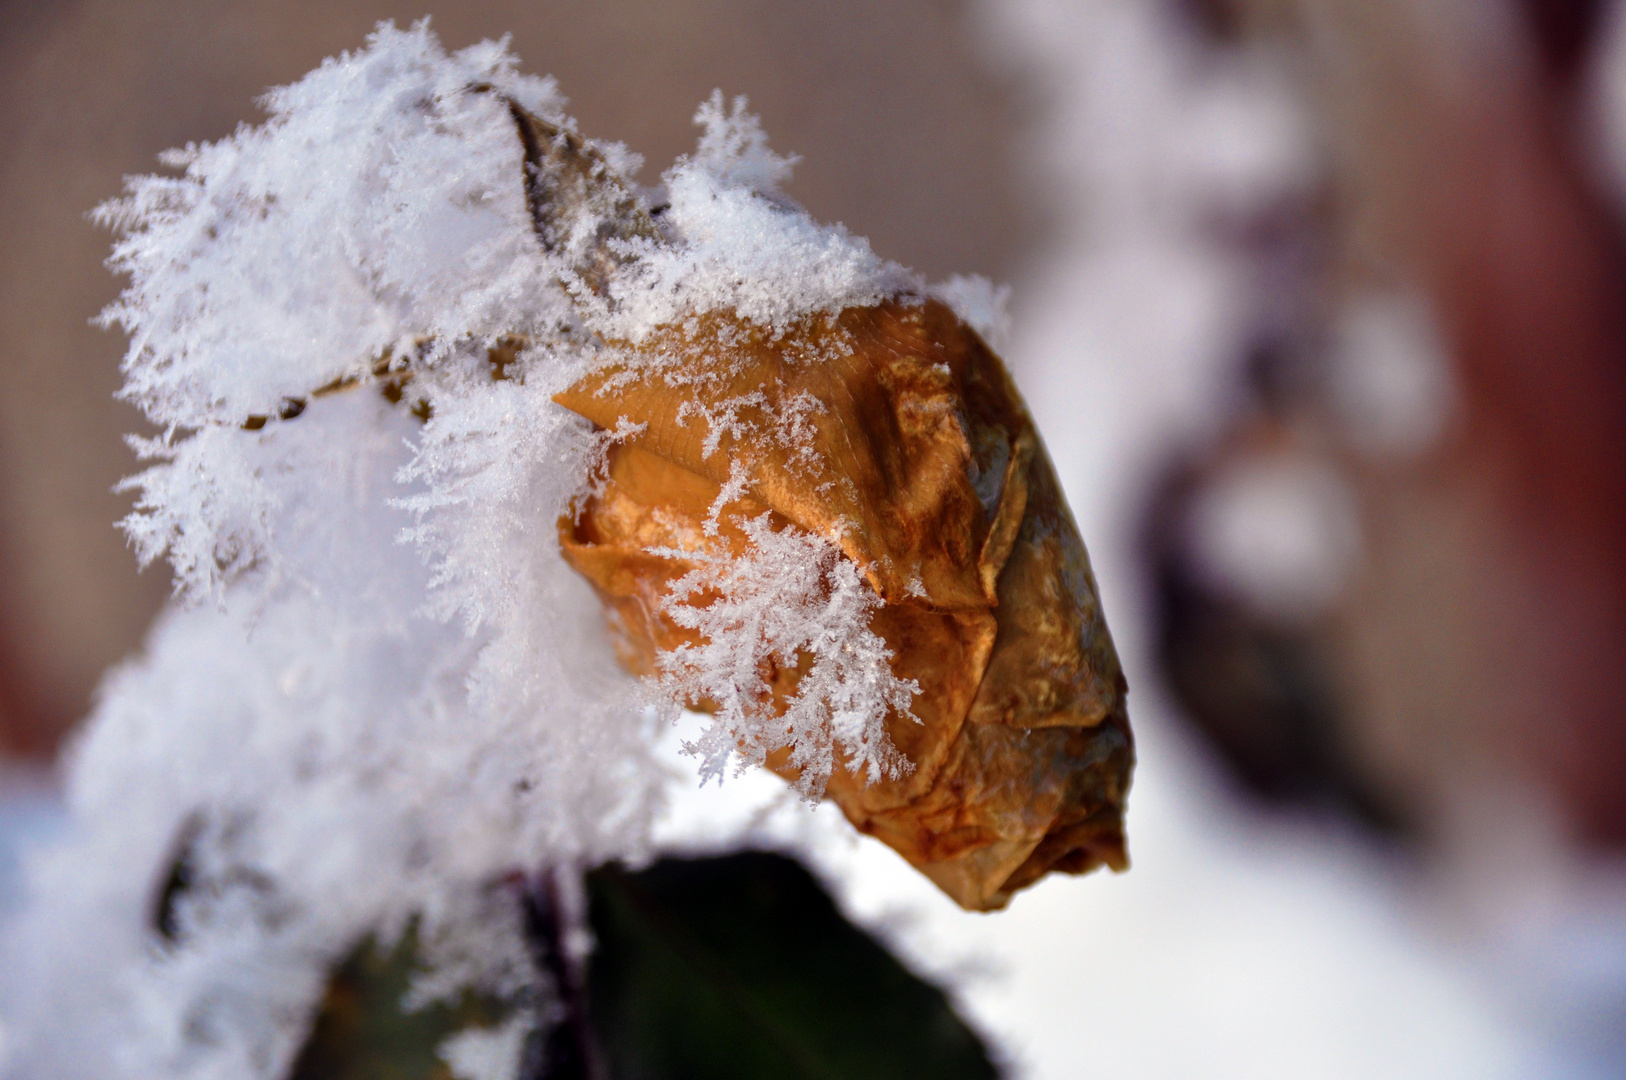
[554,300,1132,911]
[281,97,1134,912]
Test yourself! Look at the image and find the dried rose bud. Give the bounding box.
[555,299,1132,911]
[226,94,1134,910]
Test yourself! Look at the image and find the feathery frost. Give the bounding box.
[0,21,945,1080]
[656,515,919,797]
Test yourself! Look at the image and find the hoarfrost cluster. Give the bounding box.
[656,514,918,795]
[0,21,954,1080]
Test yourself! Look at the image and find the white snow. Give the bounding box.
[1,21,925,1079]
[654,513,918,795]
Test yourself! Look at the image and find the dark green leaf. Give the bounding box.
[586,852,1000,1080]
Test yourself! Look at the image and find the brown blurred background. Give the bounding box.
[1148,0,1626,854]
[4,0,1626,864]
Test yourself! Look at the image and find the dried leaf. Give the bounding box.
[556,300,1132,910]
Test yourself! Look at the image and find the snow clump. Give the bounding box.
[0,21,930,1080]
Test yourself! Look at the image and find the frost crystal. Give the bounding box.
[0,20,938,1080]
[592,96,920,339]
[655,515,919,797]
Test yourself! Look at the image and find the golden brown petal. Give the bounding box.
[555,299,1133,911]
[556,303,1007,610]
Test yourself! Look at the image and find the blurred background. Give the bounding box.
[3,0,1625,1076]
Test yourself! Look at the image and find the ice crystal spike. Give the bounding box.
[504,96,657,298]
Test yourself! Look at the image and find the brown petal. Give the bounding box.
[967,448,1123,730]
[556,302,1019,610]
[555,300,1133,910]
